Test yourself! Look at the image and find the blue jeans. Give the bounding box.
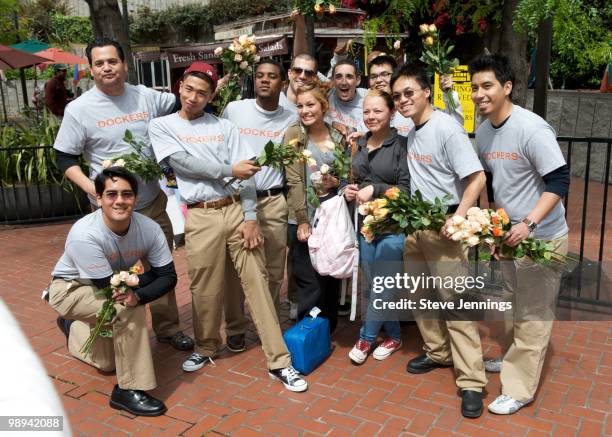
[359,233,404,343]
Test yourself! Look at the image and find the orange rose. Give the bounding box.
[491,215,500,225]
[384,186,400,200]
[497,208,510,225]
[492,227,504,237]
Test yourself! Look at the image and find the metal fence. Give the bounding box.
[0,146,88,224]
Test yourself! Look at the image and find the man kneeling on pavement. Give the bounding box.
[49,167,177,416]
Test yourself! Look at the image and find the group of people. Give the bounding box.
[45,36,569,421]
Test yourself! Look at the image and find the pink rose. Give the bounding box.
[126,274,139,287]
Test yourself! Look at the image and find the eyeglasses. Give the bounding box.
[103,190,135,200]
[291,67,317,78]
[392,87,423,101]
[369,71,392,81]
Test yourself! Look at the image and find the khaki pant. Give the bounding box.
[404,230,487,391]
[49,279,156,390]
[185,201,291,370]
[136,191,181,338]
[498,235,568,402]
[224,194,288,336]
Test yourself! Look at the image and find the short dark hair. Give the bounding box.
[468,54,515,98]
[390,63,431,94]
[291,54,318,71]
[182,71,215,90]
[86,37,125,65]
[256,59,287,81]
[332,59,361,77]
[94,167,139,197]
[367,55,397,73]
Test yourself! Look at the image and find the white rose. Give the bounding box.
[239,61,249,70]
[247,35,256,44]
[302,150,313,158]
[451,215,465,225]
[307,158,318,170]
[228,44,235,51]
[469,221,482,233]
[253,55,261,63]
[214,47,223,56]
[310,171,322,184]
[446,225,456,235]
[394,40,401,50]
[102,159,113,169]
[234,54,243,62]
[118,271,130,283]
[364,215,375,225]
[110,274,121,287]
[113,158,125,167]
[358,204,370,216]
[484,237,495,245]
[320,164,330,175]
[467,235,480,247]
[450,232,463,242]
[126,274,139,287]
[233,44,243,54]
[239,35,248,45]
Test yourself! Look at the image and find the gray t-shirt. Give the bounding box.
[52,209,172,280]
[278,92,298,116]
[406,109,483,205]
[392,91,464,138]
[325,88,367,132]
[222,99,296,190]
[149,112,250,205]
[53,84,176,210]
[476,105,568,240]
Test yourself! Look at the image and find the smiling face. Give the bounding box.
[90,45,128,93]
[179,74,213,119]
[391,76,430,120]
[96,176,136,230]
[289,57,317,93]
[470,70,512,119]
[368,63,394,93]
[333,64,360,102]
[255,63,284,100]
[363,95,394,134]
[296,91,325,127]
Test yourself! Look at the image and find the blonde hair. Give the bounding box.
[295,80,333,113]
[365,89,395,111]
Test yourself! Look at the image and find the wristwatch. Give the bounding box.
[522,218,538,232]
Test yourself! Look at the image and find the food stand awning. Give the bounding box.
[165,36,289,69]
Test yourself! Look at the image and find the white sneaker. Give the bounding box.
[289,301,298,320]
[269,366,308,392]
[372,339,402,361]
[484,357,503,373]
[488,394,531,415]
[348,339,372,365]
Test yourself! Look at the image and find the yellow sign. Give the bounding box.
[433,65,475,133]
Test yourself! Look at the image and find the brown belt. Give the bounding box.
[187,194,240,209]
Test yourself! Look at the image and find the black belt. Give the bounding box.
[447,204,459,214]
[256,187,284,198]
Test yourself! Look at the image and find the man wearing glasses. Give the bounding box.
[53,37,194,352]
[280,54,319,113]
[390,64,487,418]
[49,167,177,416]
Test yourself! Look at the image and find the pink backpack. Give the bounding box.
[308,195,357,279]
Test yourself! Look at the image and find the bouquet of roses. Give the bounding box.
[418,23,460,112]
[446,207,571,264]
[359,188,450,243]
[214,35,260,116]
[101,129,163,182]
[292,0,338,16]
[79,264,143,356]
[225,138,306,186]
[305,143,350,208]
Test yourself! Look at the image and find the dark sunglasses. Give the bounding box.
[392,87,423,101]
[103,190,135,200]
[291,67,317,78]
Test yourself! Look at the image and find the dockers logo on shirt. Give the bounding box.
[327,108,359,128]
[97,112,150,128]
[481,151,521,161]
[106,250,144,262]
[408,152,433,164]
[177,134,225,143]
[238,127,283,139]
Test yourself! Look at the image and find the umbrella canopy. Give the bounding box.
[10,40,50,54]
[0,44,51,69]
[34,47,88,65]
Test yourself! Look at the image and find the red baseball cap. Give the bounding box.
[183,62,218,89]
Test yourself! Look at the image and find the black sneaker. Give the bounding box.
[157,331,194,351]
[56,317,73,345]
[338,302,351,317]
[268,366,308,392]
[182,353,214,372]
[226,334,246,353]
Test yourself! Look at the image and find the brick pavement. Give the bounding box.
[0,179,610,436]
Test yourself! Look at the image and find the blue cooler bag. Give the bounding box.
[283,308,331,375]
